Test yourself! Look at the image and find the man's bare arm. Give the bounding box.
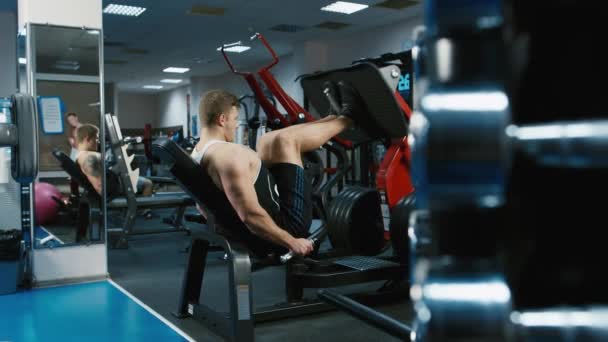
[80,152,103,195]
[218,157,298,250]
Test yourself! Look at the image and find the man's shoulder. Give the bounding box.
[212,144,255,172]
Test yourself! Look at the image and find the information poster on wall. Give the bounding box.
[38,96,65,134]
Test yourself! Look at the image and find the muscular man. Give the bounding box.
[75,124,153,197]
[191,89,355,257]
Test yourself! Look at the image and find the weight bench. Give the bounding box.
[152,138,408,342]
[104,113,195,248]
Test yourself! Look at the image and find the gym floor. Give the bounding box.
[108,216,412,341]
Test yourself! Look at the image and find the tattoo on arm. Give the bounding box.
[83,153,102,177]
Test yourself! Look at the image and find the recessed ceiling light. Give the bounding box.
[19,58,26,65]
[143,85,163,89]
[321,1,369,14]
[103,4,147,17]
[216,45,251,53]
[163,67,190,73]
[160,79,183,84]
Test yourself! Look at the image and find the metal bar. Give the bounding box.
[173,238,209,317]
[512,120,608,168]
[318,289,412,340]
[228,243,254,342]
[253,289,409,323]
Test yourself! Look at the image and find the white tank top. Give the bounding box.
[191,140,261,183]
[190,140,227,164]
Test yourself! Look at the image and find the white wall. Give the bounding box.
[157,85,191,128]
[158,15,423,136]
[19,0,102,30]
[115,92,159,128]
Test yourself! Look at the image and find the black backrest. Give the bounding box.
[301,62,408,140]
[52,149,100,199]
[151,138,269,256]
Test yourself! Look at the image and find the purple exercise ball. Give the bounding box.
[34,182,62,225]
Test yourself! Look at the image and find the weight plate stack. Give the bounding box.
[327,186,385,255]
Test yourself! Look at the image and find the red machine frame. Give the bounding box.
[220,33,352,148]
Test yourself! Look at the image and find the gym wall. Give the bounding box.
[157,85,189,129]
[115,92,159,128]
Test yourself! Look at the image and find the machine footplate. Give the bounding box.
[333,256,400,271]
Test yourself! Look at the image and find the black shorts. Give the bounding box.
[255,163,313,239]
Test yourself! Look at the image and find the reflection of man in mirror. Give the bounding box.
[75,124,153,197]
[66,112,82,160]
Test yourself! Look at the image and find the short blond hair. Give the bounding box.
[199,89,240,127]
[76,124,99,144]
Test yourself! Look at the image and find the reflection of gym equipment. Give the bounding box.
[50,114,195,249]
[153,56,416,341]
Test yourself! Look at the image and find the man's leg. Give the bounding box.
[137,176,153,197]
[257,115,352,166]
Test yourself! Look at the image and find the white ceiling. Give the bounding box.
[0,1,422,92]
[101,0,423,92]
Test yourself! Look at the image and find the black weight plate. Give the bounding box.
[11,93,38,184]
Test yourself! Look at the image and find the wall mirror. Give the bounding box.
[26,24,105,249]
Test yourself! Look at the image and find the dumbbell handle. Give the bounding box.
[280,238,317,263]
[510,120,608,168]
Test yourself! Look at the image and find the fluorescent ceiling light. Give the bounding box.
[143,85,163,89]
[19,58,26,65]
[216,45,251,53]
[321,1,369,14]
[160,79,183,84]
[163,67,190,73]
[103,4,147,17]
[87,30,100,35]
